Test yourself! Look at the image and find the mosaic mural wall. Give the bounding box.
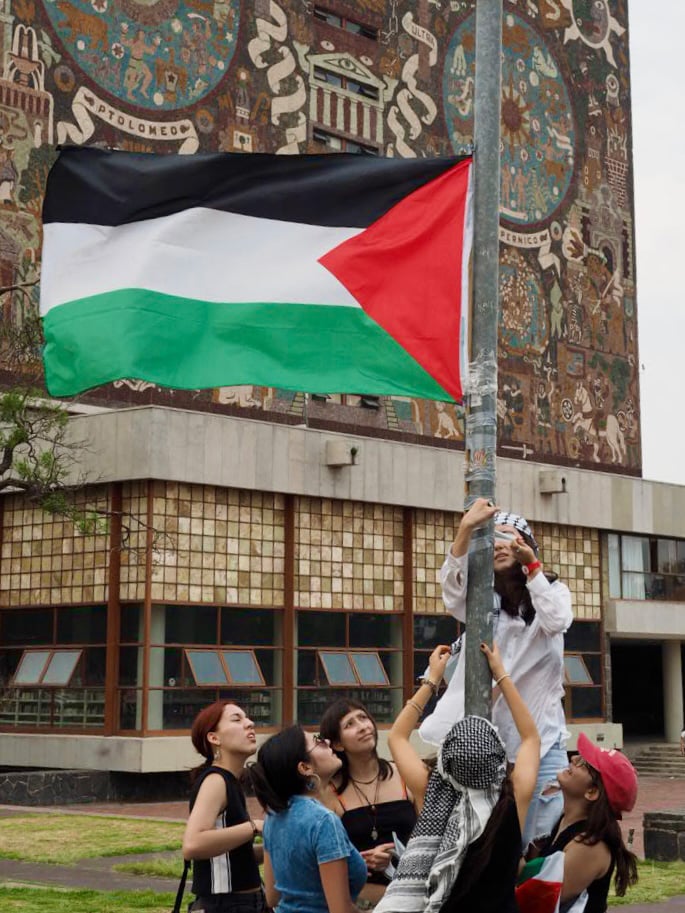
[0,0,640,474]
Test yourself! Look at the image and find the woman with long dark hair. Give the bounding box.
[319,699,417,904]
[250,725,367,913]
[374,642,540,913]
[182,700,264,913]
[529,734,638,912]
[420,497,572,845]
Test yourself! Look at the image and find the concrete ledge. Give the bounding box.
[0,767,189,806]
[0,724,624,773]
[643,810,685,861]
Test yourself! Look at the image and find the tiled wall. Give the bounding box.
[0,488,110,606]
[0,485,600,620]
[147,483,285,605]
[413,509,459,614]
[294,498,404,611]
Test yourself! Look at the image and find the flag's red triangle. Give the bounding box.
[319,158,471,402]
[515,878,562,913]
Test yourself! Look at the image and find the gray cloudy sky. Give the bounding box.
[630,1,685,484]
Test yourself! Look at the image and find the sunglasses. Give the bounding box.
[307,733,329,753]
[571,754,599,784]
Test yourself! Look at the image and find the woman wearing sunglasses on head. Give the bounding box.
[526,734,638,913]
[249,726,367,913]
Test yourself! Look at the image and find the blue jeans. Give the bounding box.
[521,741,567,847]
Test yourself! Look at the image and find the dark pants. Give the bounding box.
[189,890,266,913]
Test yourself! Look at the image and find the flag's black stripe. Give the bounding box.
[43,147,469,229]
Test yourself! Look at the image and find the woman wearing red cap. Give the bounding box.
[533,733,638,913]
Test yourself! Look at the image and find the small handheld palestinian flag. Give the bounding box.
[515,852,588,913]
[40,148,472,400]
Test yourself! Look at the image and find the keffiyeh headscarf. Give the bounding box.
[494,511,538,554]
[374,716,507,913]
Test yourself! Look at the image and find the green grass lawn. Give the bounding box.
[608,858,685,905]
[113,856,183,879]
[0,886,176,912]
[0,815,184,865]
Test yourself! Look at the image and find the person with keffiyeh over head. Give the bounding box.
[374,641,540,913]
[419,497,573,848]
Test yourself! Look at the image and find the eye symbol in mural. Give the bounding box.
[443,11,576,231]
[45,0,241,111]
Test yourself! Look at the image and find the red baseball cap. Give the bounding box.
[577,733,638,818]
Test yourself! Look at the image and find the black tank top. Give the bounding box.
[189,766,261,897]
[340,792,417,886]
[540,819,614,913]
[440,793,521,913]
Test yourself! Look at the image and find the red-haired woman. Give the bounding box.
[182,700,265,913]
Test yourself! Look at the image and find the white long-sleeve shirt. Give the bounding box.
[418,551,573,762]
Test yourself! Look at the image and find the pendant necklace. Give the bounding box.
[350,775,381,842]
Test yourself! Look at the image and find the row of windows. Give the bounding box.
[0,605,604,729]
[608,533,685,600]
[313,6,379,41]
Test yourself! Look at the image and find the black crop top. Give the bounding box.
[340,794,417,886]
[189,766,261,896]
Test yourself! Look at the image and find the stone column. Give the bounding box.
[662,640,683,743]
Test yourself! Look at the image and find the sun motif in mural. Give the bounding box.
[43,0,240,111]
[443,11,576,230]
[501,74,532,152]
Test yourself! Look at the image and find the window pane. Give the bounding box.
[350,652,388,685]
[564,622,601,653]
[564,655,592,685]
[186,650,228,685]
[42,650,81,686]
[607,534,621,598]
[414,615,460,649]
[320,652,356,685]
[119,646,142,686]
[165,605,217,645]
[221,608,277,646]
[2,610,53,645]
[569,686,602,719]
[14,651,50,684]
[120,604,141,642]
[677,541,685,573]
[223,651,263,685]
[349,613,394,648]
[0,649,22,686]
[297,650,317,685]
[621,536,649,572]
[584,653,601,684]
[621,571,645,600]
[298,612,345,647]
[57,606,106,644]
[657,539,677,573]
[255,649,278,686]
[83,647,105,686]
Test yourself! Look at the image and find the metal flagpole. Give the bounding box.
[463,0,503,719]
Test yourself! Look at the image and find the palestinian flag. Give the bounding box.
[40,148,472,400]
[516,852,588,913]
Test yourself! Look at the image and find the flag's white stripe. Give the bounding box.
[40,208,363,316]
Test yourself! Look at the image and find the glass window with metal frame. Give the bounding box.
[297,611,402,724]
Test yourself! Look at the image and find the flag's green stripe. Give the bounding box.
[42,289,453,401]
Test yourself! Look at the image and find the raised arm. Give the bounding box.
[441,499,499,620]
[480,642,540,831]
[387,645,451,811]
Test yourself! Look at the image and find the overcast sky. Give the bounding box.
[630,1,685,485]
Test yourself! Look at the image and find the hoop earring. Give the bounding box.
[306,773,321,793]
